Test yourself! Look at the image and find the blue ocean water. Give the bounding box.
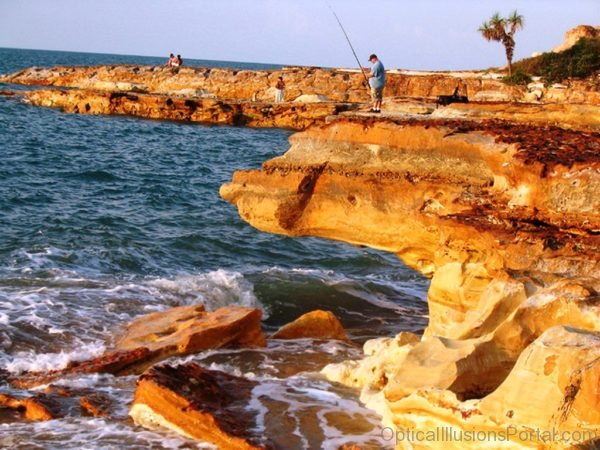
[0,48,428,449]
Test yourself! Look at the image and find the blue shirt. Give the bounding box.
[369,60,385,89]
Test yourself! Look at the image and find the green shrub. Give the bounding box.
[512,37,600,84]
[502,70,532,86]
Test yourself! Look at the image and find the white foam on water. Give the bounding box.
[146,269,265,313]
[247,374,393,449]
[1,341,106,374]
[0,417,211,449]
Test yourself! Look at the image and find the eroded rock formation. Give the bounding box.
[22,88,354,130]
[221,115,600,447]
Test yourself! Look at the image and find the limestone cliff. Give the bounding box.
[221,116,600,447]
[552,25,600,53]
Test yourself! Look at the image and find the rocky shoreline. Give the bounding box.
[1,61,599,448]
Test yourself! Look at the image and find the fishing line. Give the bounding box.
[327,3,371,88]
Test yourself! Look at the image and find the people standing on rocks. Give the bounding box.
[274,76,285,103]
[165,53,182,74]
[166,53,177,67]
[364,54,385,113]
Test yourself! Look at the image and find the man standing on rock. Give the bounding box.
[365,54,385,113]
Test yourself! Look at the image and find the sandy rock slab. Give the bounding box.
[10,305,266,389]
[130,362,275,449]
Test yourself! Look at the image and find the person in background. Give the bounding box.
[274,76,285,103]
[170,54,181,74]
[364,53,385,113]
[176,54,183,67]
[165,53,176,67]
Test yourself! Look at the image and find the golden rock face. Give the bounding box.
[270,309,349,341]
[222,116,600,447]
[115,304,266,354]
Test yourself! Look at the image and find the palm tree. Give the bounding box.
[479,11,525,76]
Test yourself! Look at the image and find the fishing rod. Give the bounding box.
[328,4,371,88]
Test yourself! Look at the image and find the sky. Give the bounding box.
[0,0,598,70]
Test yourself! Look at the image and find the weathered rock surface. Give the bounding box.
[371,327,600,449]
[2,64,598,107]
[0,385,114,422]
[271,309,349,341]
[221,115,600,447]
[130,363,274,449]
[552,25,600,53]
[115,304,266,353]
[0,392,60,421]
[21,88,352,130]
[10,305,266,388]
[431,101,600,132]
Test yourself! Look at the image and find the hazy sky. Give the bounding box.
[0,0,597,70]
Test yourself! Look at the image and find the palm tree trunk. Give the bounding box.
[503,37,515,76]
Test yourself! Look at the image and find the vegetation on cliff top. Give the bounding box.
[512,37,600,84]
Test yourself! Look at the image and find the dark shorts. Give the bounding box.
[371,86,383,102]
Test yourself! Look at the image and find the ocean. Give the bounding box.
[0,48,428,449]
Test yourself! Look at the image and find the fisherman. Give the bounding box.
[364,54,385,113]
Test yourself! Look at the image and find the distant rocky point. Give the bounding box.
[552,24,600,52]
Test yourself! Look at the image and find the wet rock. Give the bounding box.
[11,305,266,388]
[115,304,266,354]
[130,363,275,449]
[0,393,61,421]
[79,393,112,417]
[271,310,349,341]
[11,347,156,389]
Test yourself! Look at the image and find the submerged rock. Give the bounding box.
[130,363,274,449]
